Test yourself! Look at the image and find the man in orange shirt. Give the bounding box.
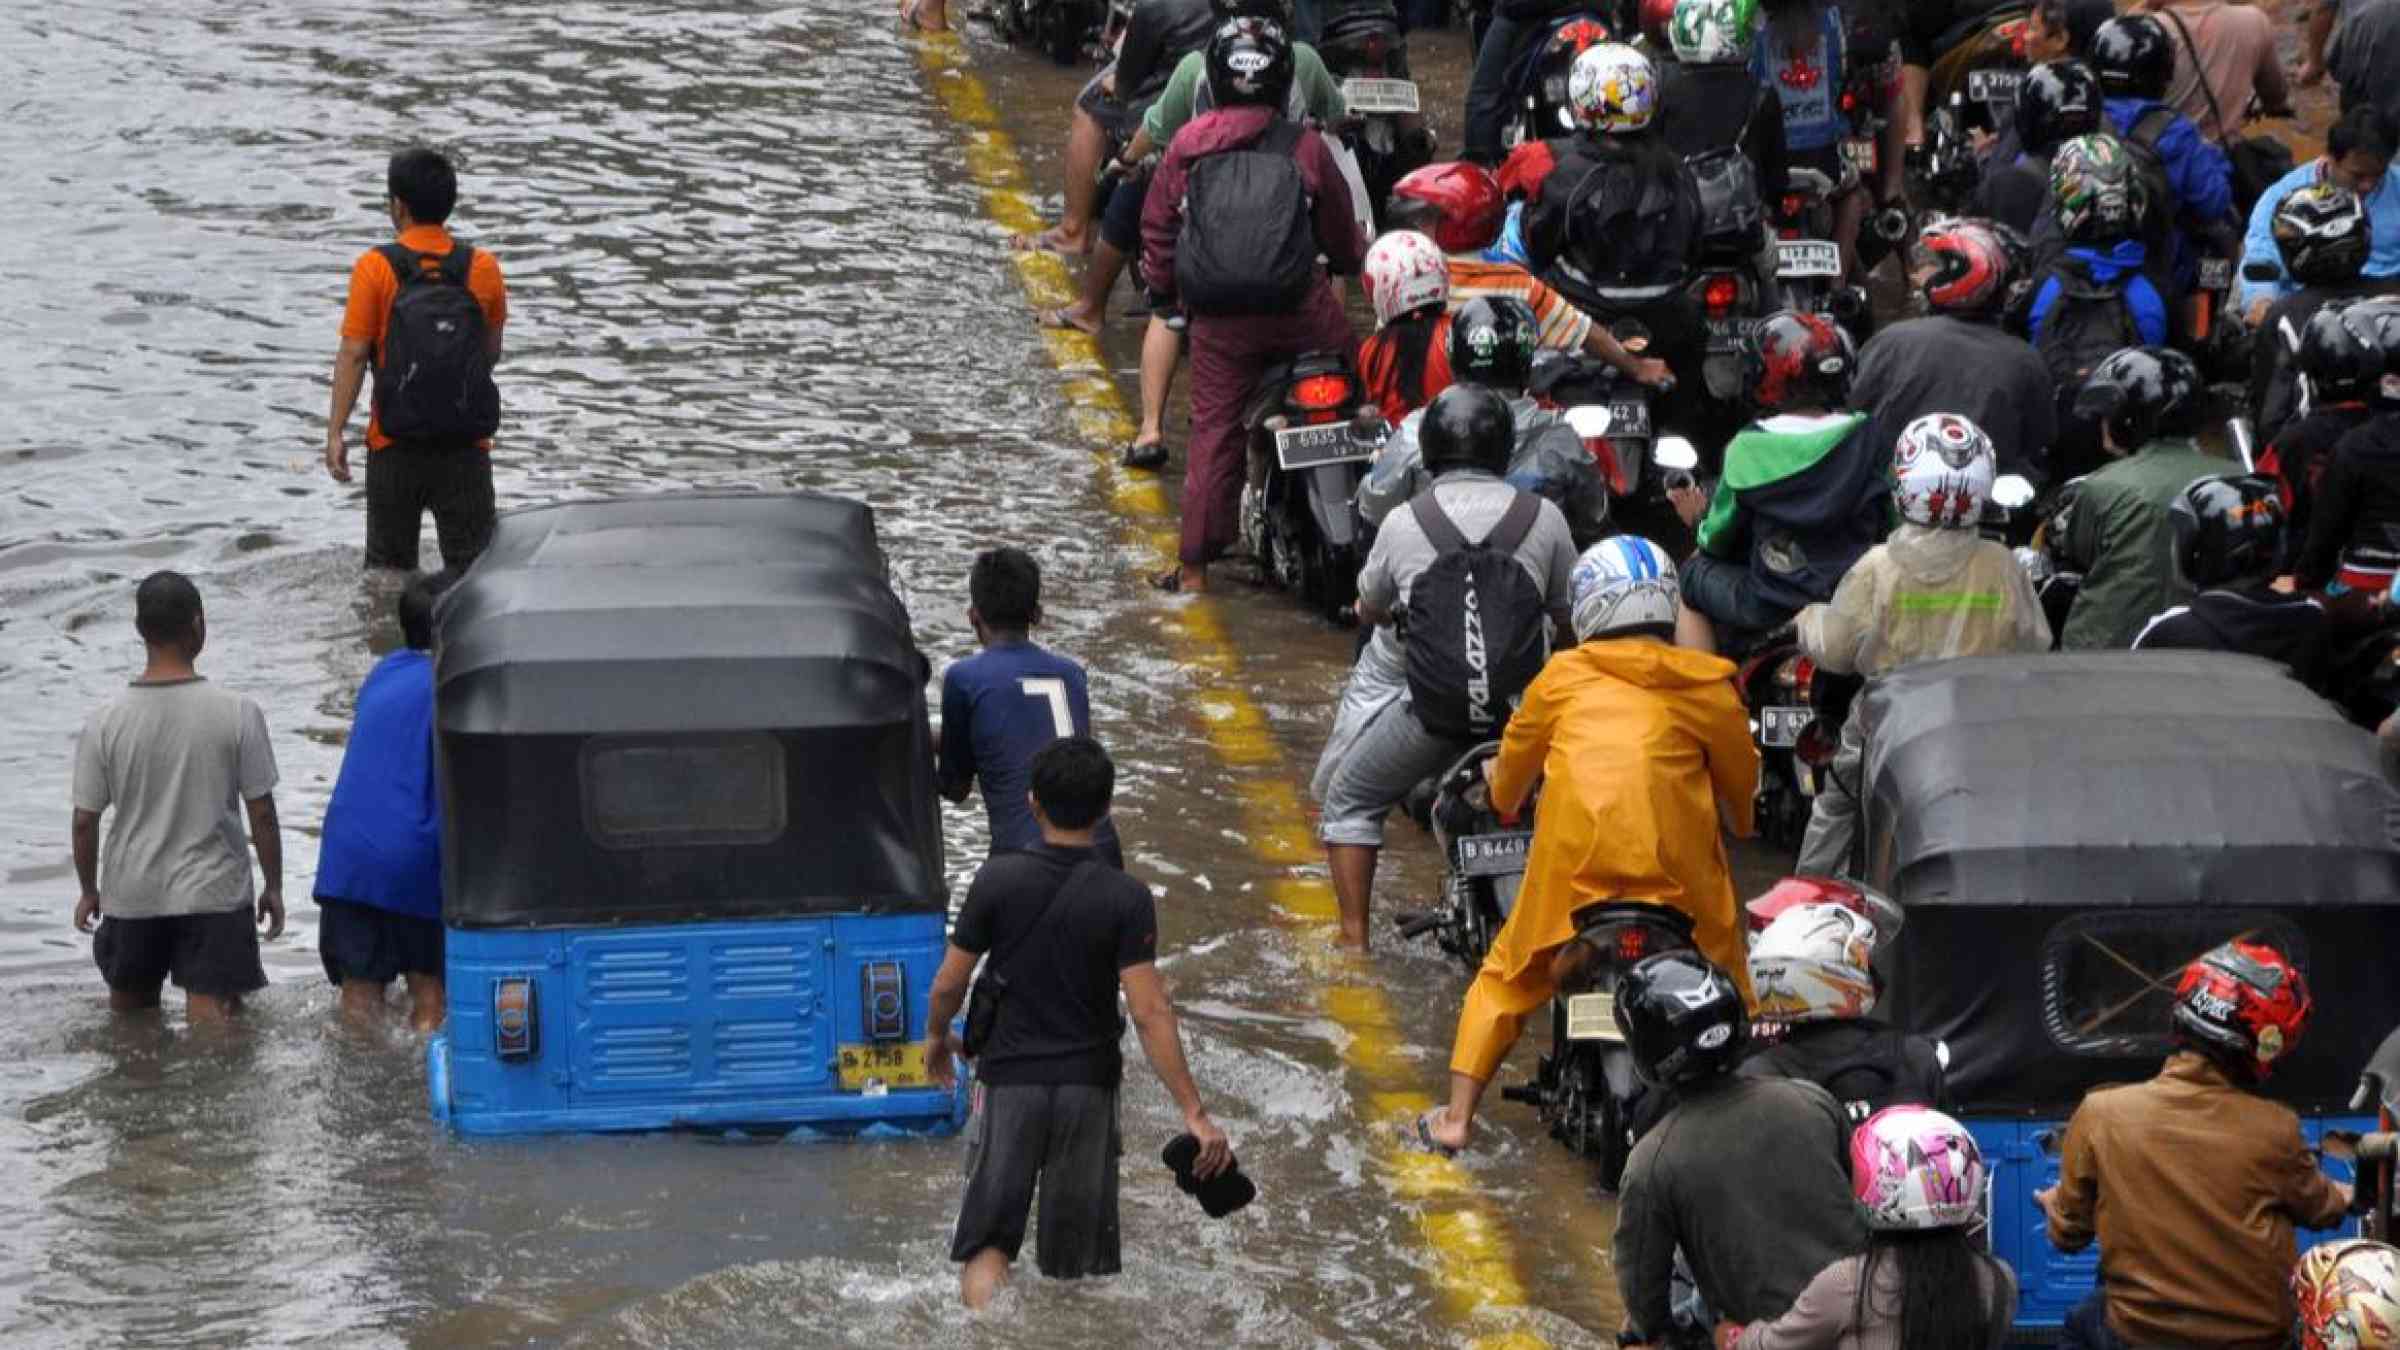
[324,147,508,572]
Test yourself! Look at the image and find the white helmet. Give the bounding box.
[1891,413,1996,530]
[1748,902,1879,1023]
[1850,1106,1989,1233]
[1569,536,1679,642]
[2294,1239,2400,1350]
[1670,0,1758,66]
[1567,43,1659,135]
[1363,229,1451,329]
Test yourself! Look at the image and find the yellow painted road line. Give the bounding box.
[910,32,1556,1347]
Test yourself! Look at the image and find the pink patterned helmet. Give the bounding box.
[1850,1106,1988,1232]
[1363,229,1451,329]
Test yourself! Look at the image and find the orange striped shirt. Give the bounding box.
[1445,257,1593,355]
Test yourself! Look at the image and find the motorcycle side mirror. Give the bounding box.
[1564,405,1614,439]
[1655,436,1701,473]
[1991,474,2037,510]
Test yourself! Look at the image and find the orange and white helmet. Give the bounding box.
[1748,902,1879,1023]
[2295,1239,2400,1350]
[1363,229,1451,329]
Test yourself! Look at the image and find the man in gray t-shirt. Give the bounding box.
[1313,387,1577,950]
[71,572,282,1020]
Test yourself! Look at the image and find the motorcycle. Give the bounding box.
[2327,1025,2400,1242]
[996,0,1105,65]
[1499,10,1616,151]
[1318,1,1435,228]
[1240,352,1385,621]
[1735,629,1833,852]
[1500,900,1699,1190]
[1527,347,1668,537]
[1395,742,1532,972]
[1681,146,1771,408]
[1770,166,1873,345]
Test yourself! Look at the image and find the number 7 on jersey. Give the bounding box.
[1019,677,1074,737]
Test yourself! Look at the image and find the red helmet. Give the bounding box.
[1742,309,1855,413]
[1912,218,2012,316]
[1638,0,1678,44]
[1745,876,1904,943]
[2171,941,2313,1082]
[1387,161,1507,255]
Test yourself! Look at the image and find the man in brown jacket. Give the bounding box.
[2036,941,2352,1349]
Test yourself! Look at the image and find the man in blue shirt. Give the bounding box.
[2094,14,2237,295]
[938,548,1123,867]
[2240,105,2400,317]
[314,571,452,1030]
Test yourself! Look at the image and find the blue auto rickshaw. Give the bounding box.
[424,492,965,1137]
[1853,651,2400,1333]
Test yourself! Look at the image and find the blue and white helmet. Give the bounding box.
[1570,535,1679,642]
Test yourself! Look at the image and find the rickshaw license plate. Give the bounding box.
[1566,993,1623,1042]
[1456,831,1533,879]
[1776,241,1842,279]
[1760,705,1811,749]
[1275,421,1374,471]
[2199,257,2234,290]
[1607,401,1650,436]
[838,1042,932,1093]
[1968,69,2021,104]
[1342,78,1420,116]
[1842,136,1878,176]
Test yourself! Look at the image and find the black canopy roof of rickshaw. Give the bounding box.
[1857,651,2400,910]
[435,493,927,737]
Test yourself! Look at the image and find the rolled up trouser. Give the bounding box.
[1182,287,1355,567]
[1794,712,1866,877]
[1318,689,1473,848]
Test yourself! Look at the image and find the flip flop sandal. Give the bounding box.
[1035,306,1103,335]
[1148,567,1183,593]
[1119,440,1168,471]
[1009,231,1089,258]
[1405,1107,1460,1159]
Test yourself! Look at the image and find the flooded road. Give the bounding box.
[0,4,1799,1345]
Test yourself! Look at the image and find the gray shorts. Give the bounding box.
[949,1082,1122,1278]
[1317,683,1471,848]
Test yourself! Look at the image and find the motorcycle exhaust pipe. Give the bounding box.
[1394,912,1446,940]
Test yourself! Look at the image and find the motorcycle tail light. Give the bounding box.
[1774,654,1817,699]
[1616,926,1648,963]
[1840,90,1857,114]
[1292,374,1351,415]
[1600,438,1638,495]
[1781,194,1807,220]
[1702,273,1740,317]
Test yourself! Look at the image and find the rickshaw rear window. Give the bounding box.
[581,733,787,849]
[2041,911,2306,1060]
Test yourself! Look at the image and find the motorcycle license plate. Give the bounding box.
[1705,317,1743,351]
[1606,400,1650,437]
[1842,135,1878,177]
[1566,993,1623,1043]
[1775,240,1842,279]
[1274,421,1374,471]
[1968,68,2021,106]
[1759,705,1811,749]
[1455,830,1533,879]
[2199,257,2234,291]
[1342,77,1420,116]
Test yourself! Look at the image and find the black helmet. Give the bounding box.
[2274,184,2372,287]
[2090,15,2173,101]
[2015,60,2102,156]
[1205,17,1296,111]
[1742,309,1855,413]
[1211,0,1288,17]
[2072,346,2204,449]
[1447,296,1540,392]
[2302,297,2400,406]
[1419,383,1516,476]
[2170,474,2285,588]
[1613,951,1750,1088]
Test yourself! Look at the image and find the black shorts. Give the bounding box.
[316,897,445,985]
[1099,166,1151,257]
[364,442,496,572]
[93,907,267,999]
[1075,64,1140,147]
[948,1082,1121,1278]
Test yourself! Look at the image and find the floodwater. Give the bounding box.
[0,4,1790,1346]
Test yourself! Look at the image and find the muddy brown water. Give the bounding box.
[3,4,1811,1346]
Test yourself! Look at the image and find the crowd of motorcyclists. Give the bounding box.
[973,0,2400,1342]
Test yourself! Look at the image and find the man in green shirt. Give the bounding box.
[2056,347,2228,649]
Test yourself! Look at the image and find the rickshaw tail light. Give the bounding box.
[861,961,907,1043]
[494,977,539,1062]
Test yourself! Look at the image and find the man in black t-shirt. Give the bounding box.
[924,736,1231,1308]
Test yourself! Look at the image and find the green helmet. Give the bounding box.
[1670,0,1759,66]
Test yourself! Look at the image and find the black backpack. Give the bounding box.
[1560,147,1702,291]
[2120,108,2184,267]
[1174,120,1319,318]
[373,243,500,447]
[2033,262,2145,395]
[1751,1024,1948,1125]
[1401,491,1550,740]
[1686,145,1765,257]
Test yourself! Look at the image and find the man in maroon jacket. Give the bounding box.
[1140,16,1365,593]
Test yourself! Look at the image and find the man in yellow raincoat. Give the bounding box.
[1417,534,1759,1154]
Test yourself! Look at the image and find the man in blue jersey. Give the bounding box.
[314,571,454,1031]
[938,549,1123,867]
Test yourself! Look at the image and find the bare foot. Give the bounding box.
[899,0,948,31]
[1010,226,1090,257]
[1424,1106,1470,1154]
[1036,303,1103,336]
